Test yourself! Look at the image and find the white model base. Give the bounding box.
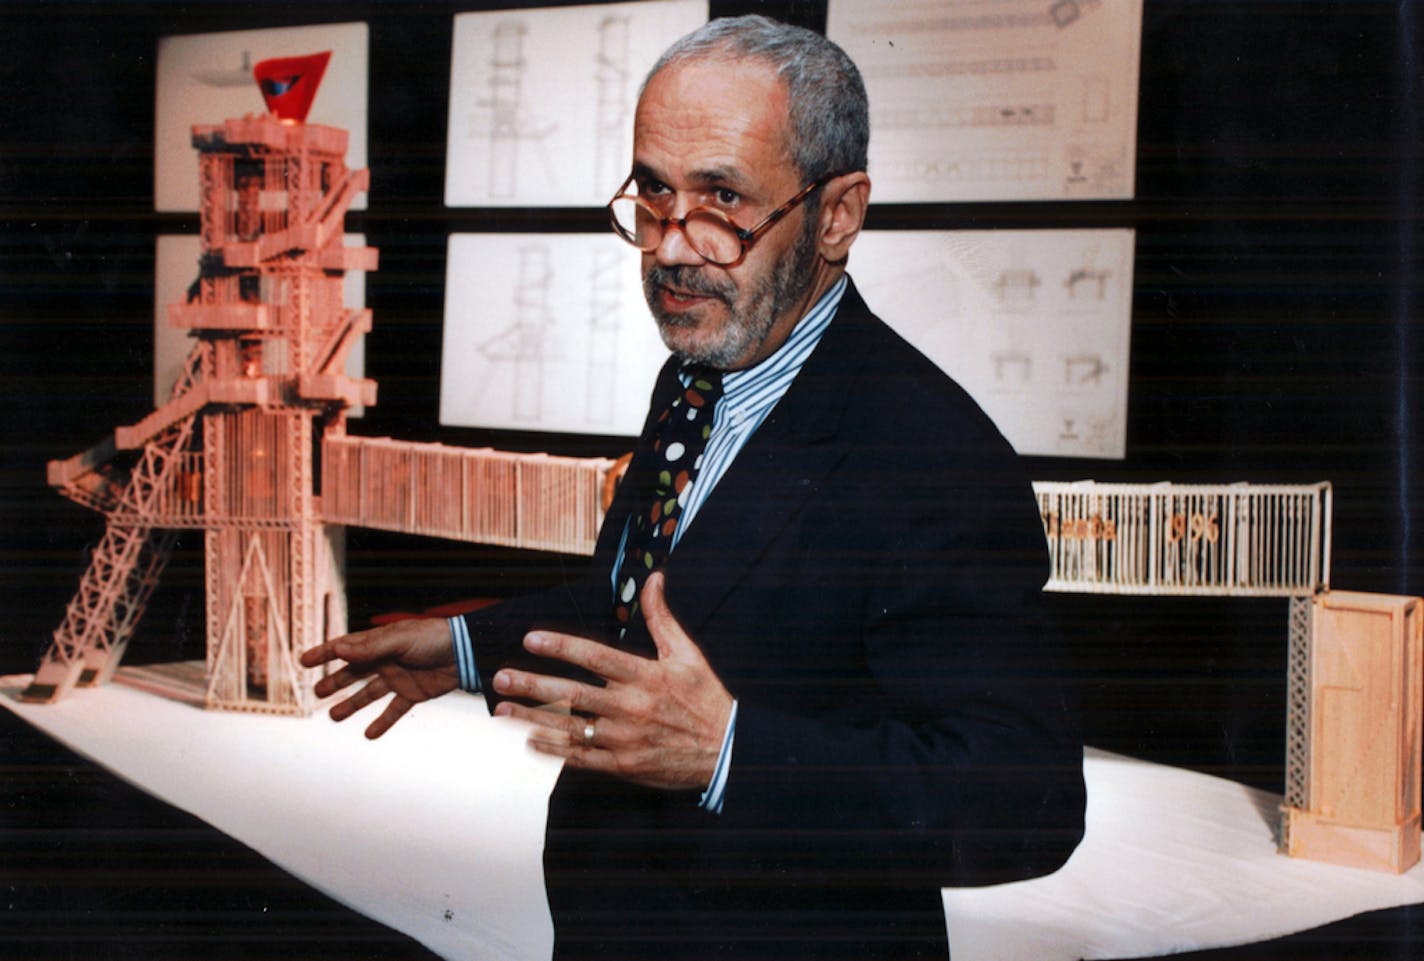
[4,668,1423,961]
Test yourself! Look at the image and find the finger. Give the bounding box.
[506,712,614,771]
[494,701,579,758]
[365,697,412,740]
[528,739,623,778]
[499,703,586,749]
[523,630,644,683]
[327,676,390,723]
[312,663,369,698]
[640,571,698,663]
[492,668,619,716]
[299,641,337,669]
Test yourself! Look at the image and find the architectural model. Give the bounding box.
[1281,591,1422,873]
[1035,480,1423,872]
[26,54,614,716]
[26,42,1421,886]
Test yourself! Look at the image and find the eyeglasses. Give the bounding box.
[606,173,834,268]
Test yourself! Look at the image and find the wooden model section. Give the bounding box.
[25,58,616,715]
[1032,480,1333,598]
[1035,481,1424,872]
[1282,591,1423,873]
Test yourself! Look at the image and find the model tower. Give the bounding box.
[26,53,376,714]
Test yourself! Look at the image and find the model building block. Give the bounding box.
[1282,590,1424,873]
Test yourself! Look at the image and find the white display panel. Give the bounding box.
[851,229,1134,459]
[827,0,1142,202]
[154,234,368,416]
[440,234,667,436]
[155,22,370,212]
[444,0,708,207]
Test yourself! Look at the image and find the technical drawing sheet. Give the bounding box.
[154,22,370,212]
[851,229,1134,458]
[441,234,667,436]
[827,0,1142,202]
[445,0,708,207]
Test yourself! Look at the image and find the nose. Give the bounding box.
[651,201,707,268]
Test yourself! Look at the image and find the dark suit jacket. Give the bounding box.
[465,279,1085,960]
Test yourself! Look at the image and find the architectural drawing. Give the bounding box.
[826,0,1142,202]
[445,0,707,207]
[851,229,1134,459]
[442,234,668,437]
[594,15,635,195]
[585,247,626,428]
[473,246,559,423]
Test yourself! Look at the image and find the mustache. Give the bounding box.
[643,264,738,304]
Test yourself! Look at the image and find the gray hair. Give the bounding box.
[643,15,869,184]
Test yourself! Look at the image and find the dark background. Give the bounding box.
[1,0,1420,958]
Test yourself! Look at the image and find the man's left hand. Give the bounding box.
[491,571,734,792]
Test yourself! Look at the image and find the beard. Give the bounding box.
[642,215,819,370]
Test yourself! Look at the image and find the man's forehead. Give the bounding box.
[632,57,794,183]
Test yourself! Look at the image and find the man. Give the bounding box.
[303,16,1084,959]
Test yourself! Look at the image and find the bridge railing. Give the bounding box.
[322,436,616,556]
[1032,480,1332,597]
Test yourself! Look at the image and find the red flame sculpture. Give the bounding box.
[253,51,331,122]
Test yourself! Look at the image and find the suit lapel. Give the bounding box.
[657,282,877,639]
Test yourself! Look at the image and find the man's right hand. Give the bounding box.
[300,617,459,739]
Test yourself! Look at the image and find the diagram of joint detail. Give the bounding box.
[850,229,1134,460]
[445,0,708,208]
[441,234,667,438]
[827,0,1141,203]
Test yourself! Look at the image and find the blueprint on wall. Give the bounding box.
[851,229,1135,459]
[827,0,1142,202]
[154,22,370,213]
[441,229,1132,456]
[440,234,668,436]
[444,0,708,208]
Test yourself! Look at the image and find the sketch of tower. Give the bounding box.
[585,247,624,426]
[487,21,528,198]
[593,15,632,193]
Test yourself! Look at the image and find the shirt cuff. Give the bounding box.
[449,616,480,693]
[698,699,737,815]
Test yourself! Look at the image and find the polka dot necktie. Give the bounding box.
[613,365,724,637]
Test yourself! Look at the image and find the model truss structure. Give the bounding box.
[26,68,616,716]
[1034,479,1333,816]
[1034,479,1422,872]
[1032,480,1333,598]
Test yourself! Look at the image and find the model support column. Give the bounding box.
[1282,590,1424,872]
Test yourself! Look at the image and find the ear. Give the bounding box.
[816,172,871,264]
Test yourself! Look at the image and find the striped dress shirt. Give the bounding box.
[451,275,848,814]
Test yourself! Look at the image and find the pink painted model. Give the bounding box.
[25,55,614,714]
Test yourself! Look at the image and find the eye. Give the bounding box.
[636,177,672,200]
[713,187,741,208]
